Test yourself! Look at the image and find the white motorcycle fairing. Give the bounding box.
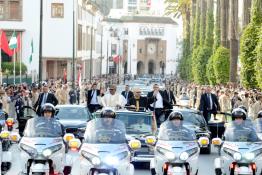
[79,143,134,175]
[217,142,262,175]
[152,140,200,175]
[19,137,66,174]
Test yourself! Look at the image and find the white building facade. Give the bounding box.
[101,16,181,76]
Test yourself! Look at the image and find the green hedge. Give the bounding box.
[213,47,230,84]
[255,27,262,89]
[2,62,27,75]
[206,54,216,85]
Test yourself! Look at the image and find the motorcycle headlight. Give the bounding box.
[244,152,255,161]
[42,144,62,158]
[105,156,119,166]
[81,150,101,166]
[180,152,189,161]
[20,144,37,157]
[157,147,175,161]
[233,152,242,161]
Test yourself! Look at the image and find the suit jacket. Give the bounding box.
[199,93,220,113]
[121,91,134,100]
[34,92,58,115]
[128,96,155,109]
[86,89,101,105]
[164,90,176,105]
[147,91,172,109]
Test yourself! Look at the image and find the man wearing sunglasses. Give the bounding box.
[101,85,126,108]
[128,88,155,111]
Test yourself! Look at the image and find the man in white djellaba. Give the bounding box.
[101,85,127,108]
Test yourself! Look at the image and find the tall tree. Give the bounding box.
[199,0,207,45]
[213,0,221,51]
[229,0,239,83]
[205,0,214,47]
[220,0,229,48]
[240,0,262,88]
[190,0,197,49]
[242,0,252,28]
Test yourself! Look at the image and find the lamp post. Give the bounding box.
[72,0,76,89]
[38,0,43,83]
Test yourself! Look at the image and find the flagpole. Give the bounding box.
[20,33,22,84]
[13,49,16,85]
[0,30,2,85]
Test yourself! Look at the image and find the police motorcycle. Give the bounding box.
[254,111,262,140]
[213,108,262,175]
[18,104,73,175]
[148,111,209,175]
[78,109,141,175]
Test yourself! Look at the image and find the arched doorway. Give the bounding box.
[124,62,127,74]
[137,61,145,75]
[160,61,165,75]
[148,60,155,74]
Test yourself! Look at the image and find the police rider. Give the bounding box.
[224,108,259,142]
[161,111,196,141]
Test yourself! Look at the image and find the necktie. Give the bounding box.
[136,99,139,111]
[42,93,47,105]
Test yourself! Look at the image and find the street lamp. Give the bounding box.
[39,0,43,83]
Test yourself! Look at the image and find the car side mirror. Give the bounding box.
[55,109,60,116]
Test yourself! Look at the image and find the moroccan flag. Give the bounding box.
[29,39,34,63]
[0,30,13,56]
[9,32,18,50]
[113,55,121,64]
[63,68,67,83]
[77,69,82,87]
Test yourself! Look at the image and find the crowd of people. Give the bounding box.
[0,77,261,126]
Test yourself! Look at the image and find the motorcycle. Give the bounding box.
[254,118,262,140]
[18,117,73,175]
[78,118,141,175]
[5,118,14,132]
[213,120,262,175]
[148,121,209,175]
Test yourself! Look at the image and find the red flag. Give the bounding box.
[63,68,67,83]
[15,33,21,53]
[113,55,120,64]
[77,69,81,86]
[0,30,13,56]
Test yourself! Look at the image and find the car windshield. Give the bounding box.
[116,113,152,135]
[84,118,126,144]
[158,121,196,141]
[254,118,262,133]
[55,107,91,120]
[23,117,62,137]
[224,121,259,142]
[179,111,206,127]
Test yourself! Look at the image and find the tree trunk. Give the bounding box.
[242,0,252,28]
[213,0,221,51]
[229,0,238,83]
[200,0,207,45]
[220,0,229,48]
[190,0,197,50]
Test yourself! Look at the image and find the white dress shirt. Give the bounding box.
[150,92,163,108]
[101,93,127,107]
[90,90,99,105]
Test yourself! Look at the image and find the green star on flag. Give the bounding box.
[29,39,34,63]
[9,32,18,50]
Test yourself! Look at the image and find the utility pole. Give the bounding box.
[72,0,76,89]
[106,39,109,78]
[39,0,43,83]
[100,26,103,78]
[89,14,94,82]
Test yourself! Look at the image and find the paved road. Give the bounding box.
[6,145,219,175]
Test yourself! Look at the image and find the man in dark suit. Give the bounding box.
[128,87,155,111]
[86,82,101,113]
[164,84,176,105]
[34,83,58,116]
[121,85,134,105]
[147,84,172,126]
[199,86,220,122]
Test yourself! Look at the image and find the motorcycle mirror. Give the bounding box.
[69,138,81,151]
[9,132,21,143]
[212,138,223,146]
[63,133,75,142]
[198,137,209,146]
[128,139,141,150]
[145,136,156,146]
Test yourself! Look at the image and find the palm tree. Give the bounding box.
[229,0,239,83]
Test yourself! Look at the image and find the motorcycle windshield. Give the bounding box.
[224,121,258,142]
[23,117,62,137]
[84,118,126,144]
[254,118,262,133]
[158,121,196,141]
